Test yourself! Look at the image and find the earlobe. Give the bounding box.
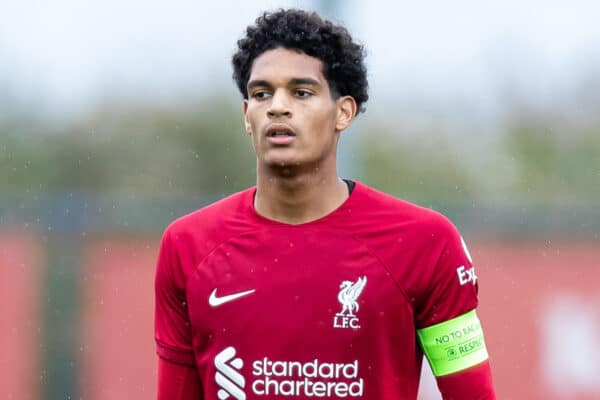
[335,96,357,132]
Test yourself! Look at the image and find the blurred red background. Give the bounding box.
[0,232,44,400]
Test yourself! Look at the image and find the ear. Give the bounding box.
[243,99,252,135]
[335,96,357,132]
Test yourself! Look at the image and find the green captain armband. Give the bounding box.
[417,310,489,376]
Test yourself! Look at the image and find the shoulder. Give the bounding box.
[160,187,257,260]
[352,182,458,237]
[166,187,254,236]
[156,187,257,286]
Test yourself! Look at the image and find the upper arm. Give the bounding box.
[414,217,495,396]
[155,228,196,366]
[414,218,478,329]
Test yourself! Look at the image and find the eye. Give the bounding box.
[295,89,313,98]
[251,90,271,100]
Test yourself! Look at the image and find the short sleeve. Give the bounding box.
[155,228,196,366]
[415,217,479,329]
[413,218,491,377]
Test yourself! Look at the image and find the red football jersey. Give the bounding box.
[155,182,483,399]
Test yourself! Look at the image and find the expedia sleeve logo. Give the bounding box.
[215,347,364,398]
[457,237,477,286]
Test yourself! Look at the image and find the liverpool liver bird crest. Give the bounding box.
[337,276,367,316]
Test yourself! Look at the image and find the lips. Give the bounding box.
[266,124,296,137]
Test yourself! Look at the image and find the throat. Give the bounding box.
[254,176,350,224]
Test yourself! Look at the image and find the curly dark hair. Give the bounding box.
[232,9,369,114]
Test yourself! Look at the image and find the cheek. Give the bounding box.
[245,103,261,124]
[246,115,262,140]
[310,109,338,139]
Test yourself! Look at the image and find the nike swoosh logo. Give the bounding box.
[209,288,256,307]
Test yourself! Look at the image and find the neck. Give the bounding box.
[254,161,349,225]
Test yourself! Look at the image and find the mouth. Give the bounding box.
[266,124,296,138]
[265,124,296,145]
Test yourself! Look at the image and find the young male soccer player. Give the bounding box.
[155,9,496,399]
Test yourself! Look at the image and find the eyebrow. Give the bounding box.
[247,77,321,91]
[289,78,320,87]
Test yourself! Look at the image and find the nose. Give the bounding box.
[267,89,292,118]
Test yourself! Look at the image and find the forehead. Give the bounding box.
[248,47,326,85]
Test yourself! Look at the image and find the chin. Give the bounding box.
[259,155,304,171]
[265,158,300,168]
[258,150,323,172]
[261,152,300,166]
